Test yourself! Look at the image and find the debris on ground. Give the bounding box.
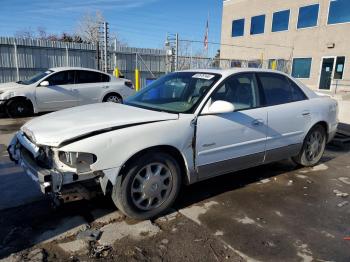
[77,229,101,241]
[287,180,294,186]
[91,245,111,258]
[27,248,47,262]
[333,189,349,198]
[337,201,349,208]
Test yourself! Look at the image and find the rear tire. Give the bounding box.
[292,125,326,167]
[111,152,182,220]
[6,99,33,118]
[103,93,123,103]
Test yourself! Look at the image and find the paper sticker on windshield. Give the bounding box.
[192,74,215,80]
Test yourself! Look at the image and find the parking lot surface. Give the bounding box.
[0,115,349,261]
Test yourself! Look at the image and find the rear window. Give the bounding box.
[257,73,307,106]
[76,71,110,84]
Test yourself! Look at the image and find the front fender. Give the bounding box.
[59,116,196,185]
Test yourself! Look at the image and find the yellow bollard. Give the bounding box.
[135,69,140,92]
[114,67,120,78]
[271,60,277,70]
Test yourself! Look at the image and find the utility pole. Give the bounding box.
[165,33,179,72]
[98,21,109,72]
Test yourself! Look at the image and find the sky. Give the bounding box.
[0,0,223,51]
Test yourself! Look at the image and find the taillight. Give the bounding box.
[125,81,134,89]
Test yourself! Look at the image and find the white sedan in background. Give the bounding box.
[8,69,338,219]
[0,67,134,117]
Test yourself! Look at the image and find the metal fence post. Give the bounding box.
[66,45,69,67]
[13,41,19,81]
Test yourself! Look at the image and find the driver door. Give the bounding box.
[35,70,78,111]
[196,73,267,180]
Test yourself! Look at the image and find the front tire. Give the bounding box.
[112,152,182,220]
[6,99,33,118]
[292,125,326,167]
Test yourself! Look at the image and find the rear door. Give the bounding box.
[35,70,78,111]
[74,70,110,105]
[196,73,268,180]
[256,72,310,162]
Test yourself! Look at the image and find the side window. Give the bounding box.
[101,74,110,82]
[211,73,259,111]
[287,78,308,102]
[258,73,296,106]
[76,71,103,84]
[46,71,74,86]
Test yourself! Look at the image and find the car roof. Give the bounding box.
[49,67,110,75]
[179,68,291,78]
[179,68,318,99]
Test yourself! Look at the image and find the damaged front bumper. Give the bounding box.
[7,132,102,198]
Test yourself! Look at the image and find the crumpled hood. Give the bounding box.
[21,103,178,147]
[0,82,25,93]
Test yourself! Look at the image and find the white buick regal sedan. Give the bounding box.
[8,69,338,219]
[0,67,134,117]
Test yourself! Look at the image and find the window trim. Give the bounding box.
[296,3,320,30]
[327,0,350,26]
[231,18,245,37]
[250,14,266,35]
[291,57,313,79]
[271,9,291,33]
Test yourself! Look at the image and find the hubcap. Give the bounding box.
[305,130,323,161]
[131,163,173,211]
[106,96,121,103]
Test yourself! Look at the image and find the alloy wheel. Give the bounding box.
[131,163,173,211]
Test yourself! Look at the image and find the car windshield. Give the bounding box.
[125,72,221,113]
[19,70,54,85]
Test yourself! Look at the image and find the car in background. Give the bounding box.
[8,69,338,219]
[0,67,134,117]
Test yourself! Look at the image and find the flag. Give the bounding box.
[204,19,209,50]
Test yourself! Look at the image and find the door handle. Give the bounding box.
[302,111,311,116]
[252,119,264,126]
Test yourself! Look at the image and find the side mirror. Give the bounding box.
[202,100,235,115]
[40,81,49,87]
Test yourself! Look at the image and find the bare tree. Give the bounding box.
[14,28,35,39]
[76,11,105,44]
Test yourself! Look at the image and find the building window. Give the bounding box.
[272,10,290,32]
[328,0,350,25]
[297,4,319,29]
[292,58,312,78]
[250,15,265,35]
[334,56,345,79]
[232,19,245,37]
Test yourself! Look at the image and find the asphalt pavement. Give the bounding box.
[0,115,349,261]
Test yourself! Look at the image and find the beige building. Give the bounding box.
[221,0,350,92]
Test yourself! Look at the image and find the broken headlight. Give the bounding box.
[58,152,97,173]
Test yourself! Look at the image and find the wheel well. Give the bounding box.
[103,92,122,102]
[312,121,328,140]
[6,96,34,110]
[118,145,189,184]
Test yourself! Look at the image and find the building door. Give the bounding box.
[319,58,335,90]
